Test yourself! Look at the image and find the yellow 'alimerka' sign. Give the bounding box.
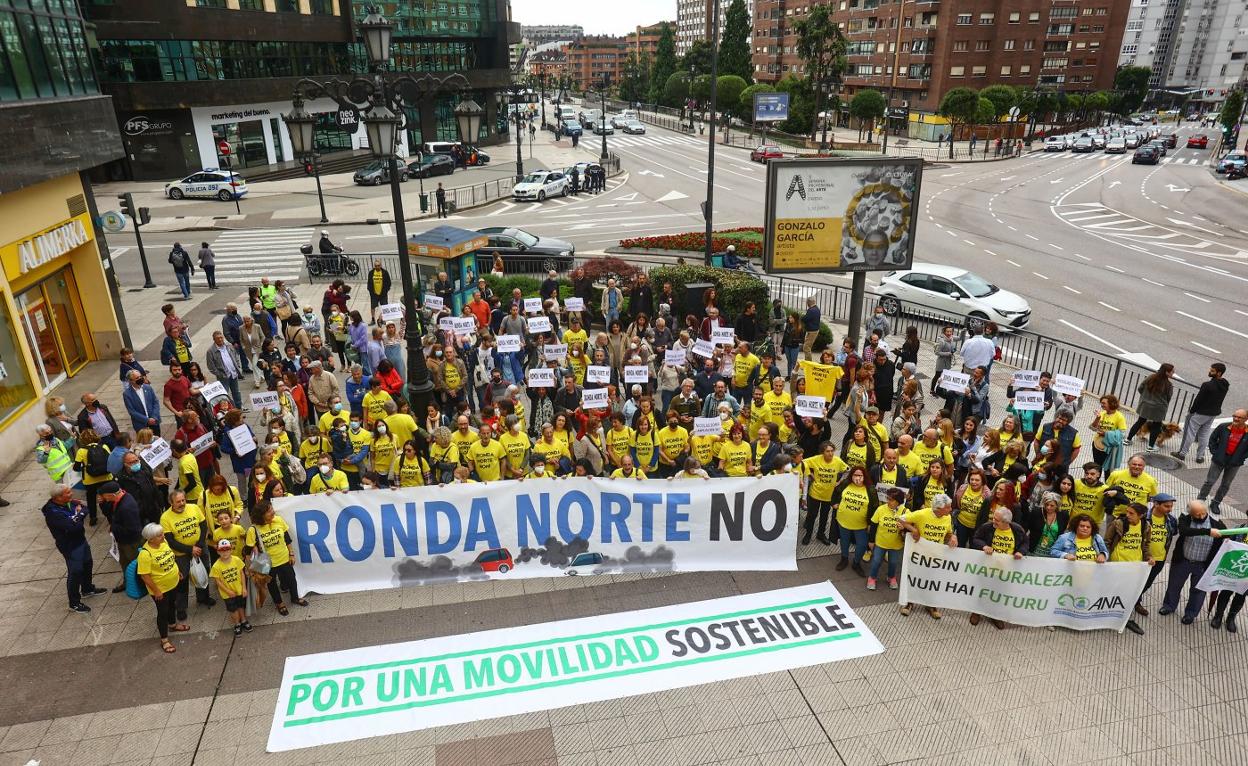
[763,159,922,274]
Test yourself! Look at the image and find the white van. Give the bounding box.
[558,105,576,122]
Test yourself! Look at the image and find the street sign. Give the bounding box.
[100,210,126,233]
[217,140,231,156]
[753,93,790,123]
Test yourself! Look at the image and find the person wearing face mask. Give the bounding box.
[174,409,217,488]
[340,414,373,489]
[117,450,167,526]
[308,454,349,493]
[362,377,393,427]
[298,425,329,475]
[525,453,552,479]
[218,409,257,498]
[317,395,348,436]
[391,440,431,487]
[496,414,531,480]
[368,421,397,485]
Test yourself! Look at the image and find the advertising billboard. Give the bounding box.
[762,158,923,274]
[753,92,790,123]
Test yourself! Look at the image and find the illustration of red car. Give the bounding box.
[473,548,514,574]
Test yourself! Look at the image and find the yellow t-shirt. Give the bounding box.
[1071,480,1108,525]
[342,427,374,473]
[467,439,507,481]
[746,407,767,441]
[1110,520,1145,562]
[385,413,418,448]
[690,434,719,465]
[309,468,349,493]
[430,441,460,469]
[371,435,398,474]
[173,337,190,363]
[1096,410,1128,433]
[201,487,242,533]
[606,426,634,465]
[903,508,953,544]
[176,453,203,503]
[450,428,479,462]
[362,391,393,424]
[246,517,291,567]
[532,438,571,468]
[1074,535,1099,561]
[843,441,870,470]
[209,555,247,598]
[1148,514,1170,561]
[912,441,952,470]
[732,353,760,388]
[211,522,246,554]
[567,353,587,385]
[160,505,205,555]
[871,505,906,550]
[395,455,430,487]
[718,440,753,477]
[921,478,946,508]
[658,426,690,463]
[836,484,873,530]
[563,327,589,349]
[762,391,792,424]
[803,455,848,502]
[875,466,902,491]
[318,410,345,436]
[441,362,463,391]
[897,450,924,479]
[1106,469,1159,512]
[76,445,113,485]
[499,430,532,474]
[991,527,1016,554]
[611,467,647,479]
[298,436,329,468]
[632,429,658,470]
[136,541,180,594]
[956,486,987,529]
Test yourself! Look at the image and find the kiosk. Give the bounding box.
[406,226,489,314]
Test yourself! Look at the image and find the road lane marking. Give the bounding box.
[1032,272,1050,280]
[1059,319,1129,354]
[1143,278,1166,287]
[1007,259,1022,267]
[962,240,976,246]
[1098,301,1121,312]
[1182,292,1212,303]
[1074,253,1091,261]
[1191,341,1222,353]
[1063,286,1081,294]
[1048,244,1063,251]
[1026,234,1039,241]
[1140,320,1167,332]
[1106,265,1126,273]
[983,249,996,256]
[1176,310,1248,339]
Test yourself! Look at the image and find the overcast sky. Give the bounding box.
[510,1,673,35]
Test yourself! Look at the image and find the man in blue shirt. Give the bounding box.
[802,296,822,361]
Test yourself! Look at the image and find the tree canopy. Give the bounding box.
[938,87,979,156]
[794,4,848,138]
[718,0,753,82]
[680,39,713,78]
[663,71,690,109]
[648,22,677,105]
[1113,66,1152,115]
[978,85,1018,121]
[717,75,749,118]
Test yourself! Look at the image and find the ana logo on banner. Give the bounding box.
[423,295,444,311]
[565,297,585,312]
[692,339,716,358]
[527,368,556,388]
[711,327,735,346]
[379,304,404,322]
[586,365,611,384]
[624,365,649,383]
[496,335,522,353]
[1012,390,1045,412]
[937,370,970,394]
[250,391,279,410]
[1052,374,1084,398]
[1011,370,1041,389]
[693,417,722,436]
[527,316,552,334]
[523,297,542,314]
[582,388,609,409]
[794,395,827,418]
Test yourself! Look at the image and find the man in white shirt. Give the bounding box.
[959,328,996,374]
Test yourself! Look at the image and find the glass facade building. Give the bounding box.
[0,0,97,101]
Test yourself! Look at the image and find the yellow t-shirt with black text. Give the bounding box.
[160,505,205,556]
[136,541,180,594]
[210,555,247,598]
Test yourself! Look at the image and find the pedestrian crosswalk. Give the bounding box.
[207,227,312,285]
[608,134,706,149]
[1034,152,1206,165]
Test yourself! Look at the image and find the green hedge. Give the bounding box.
[647,265,769,322]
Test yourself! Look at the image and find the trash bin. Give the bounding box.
[419,193,428,213]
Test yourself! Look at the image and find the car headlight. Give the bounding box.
[559,250,570,257]
[996,309,1025,317]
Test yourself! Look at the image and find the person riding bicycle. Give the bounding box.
[318,230,342,254]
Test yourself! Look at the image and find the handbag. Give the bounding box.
[249,526,272,575]
[188,555,209,589]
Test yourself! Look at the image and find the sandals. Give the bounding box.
[294,598,309,607]
[161,639,176,653]
[277,604,289,616]
[171,623,190,632]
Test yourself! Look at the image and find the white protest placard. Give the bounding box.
[1012,390,1046,411]
[422,295,444,311]
[451,317,477,336]
[586,365,611,384]
[250,391,279,410]
[936,370,970,394]
[438,316,456,331]
[565,297,585,312]
[228,424,257,455]
[267,581,880,752]
[139,437,171,469]
[199,381,227,402]
[581,387,609,409]
[794,395,827,418]
[624,365,649,383]
[1052,374,1084,398]
[711,327,736,346]
[190,432,215,456]
[379,304,404,322]
[527,315,552,334]
[692,339,716,358]
[523,297,543,315]
[544,343,568,361]
[664,348,688,367]
[693,417,722,436]
[526,368,556,388]
[1011,370,1041,389]
[496,335,522,353]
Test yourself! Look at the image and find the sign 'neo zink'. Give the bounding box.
[272,475,800,594]
[763,158,923,274]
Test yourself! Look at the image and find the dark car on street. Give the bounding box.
[1132,145,1160,165]
[1162,133,1178,148]
[353,159,408,185]
[408,154,456,178]
[474,226,576,273]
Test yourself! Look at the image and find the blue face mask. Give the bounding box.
[270,405,281,414]
[1040,445,1050,455]
[332,403,343,413]
[129,463,142,473]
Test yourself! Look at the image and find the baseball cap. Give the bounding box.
[216,539,233,550]
[1151,493,1177,504]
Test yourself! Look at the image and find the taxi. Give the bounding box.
[165,169,248,201]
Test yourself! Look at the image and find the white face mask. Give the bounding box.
[320,465,332,475]
[376,425,387,434]
[254,473,266,483]
[534,464,545,474]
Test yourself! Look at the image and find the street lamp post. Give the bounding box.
[282,97,330,223]
[702,0,721,266]
[282,5,483,417]
[501,83,531,184]
[588,74,611,160]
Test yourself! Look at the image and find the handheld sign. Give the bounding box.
[693,417,722,436]
[565,297,585,312]
[711,327,735,346]
[189,432,215,456]
[496,334,522,353]
[581,387,609,409]
[664,348,687,367]
[586,365,611,384]
[523,297,542,315]
[379,304,404,322]
[937,370,970,394]
[451,317,476,335]
[624,365,649,383]
[1052,374,1084,398]
[527,368,556,388]
[422,295,444,311]
[1013,390,1045,411]
[438,316,456,331]
[544,343,568,361]
[1011,370,1041,389]
[527,315,552,334]
[250,391,279,410]
[139,438,171,469]
[794,395,827,418]
[692,339,716,358]
[227,425,256,455]
[199,381,227,402]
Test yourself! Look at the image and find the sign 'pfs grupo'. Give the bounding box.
[271,474,800,594]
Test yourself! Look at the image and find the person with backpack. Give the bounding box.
[134,522,185,653]
[168,242,195,299]
[43,484,108,613]
[98,482,144,593]
[73,428,113,526]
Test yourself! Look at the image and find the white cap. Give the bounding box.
[321,230,329,235]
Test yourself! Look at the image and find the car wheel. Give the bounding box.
[217,189,232,201]
[497,563,510,574]
[374,177,383,186]
[168,188,184,200]
[966,312,988,334]
[566,570,578,576]
[879,295,902,317]
[399,173,408,183]
[541,257,558,272]
[538,190,546,201]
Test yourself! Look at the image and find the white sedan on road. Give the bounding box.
[165,169,248,201]
[876,263,1032,331]
[511,169,570,201]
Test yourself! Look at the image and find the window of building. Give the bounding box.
[975,40,990,51]
[1023,39,1035,50]
[953,40,968,51]
[1003,39,1015,50]
[1000,65,1012,76]
[971,65,986,75]
[310,0,333,13]
[950,65,965,76]
[0,4,98,102]
[1009,12,1020,23]
[275,0,299,10]
[0,302,35,424]
[1029,12,1040,22]
[1092,25,1104,32]
[956,13,971,25]
[238,0,264,8]
[1020,64,1031,73]
[979,12,994,24]
[1042,58,1068,69]
[196,0,228,7]
[1122,44,1138,54]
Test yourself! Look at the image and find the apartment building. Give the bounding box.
[678,0,753,55]
[1120,0,1248,110]
[520,24,585,45]
[564,36,628,87]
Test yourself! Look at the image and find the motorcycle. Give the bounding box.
[301,244,360,277]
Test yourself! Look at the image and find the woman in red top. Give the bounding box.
[374,359,404,396]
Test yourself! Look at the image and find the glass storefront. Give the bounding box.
[0,299,36,424]
[14,266,88,390]
[212,120,267,168]
[314,111,355,153]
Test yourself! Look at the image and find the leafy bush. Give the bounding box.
[619,227,764,258]
[579,255,641,284]
[647,264,769,322]
[482,274,542,298]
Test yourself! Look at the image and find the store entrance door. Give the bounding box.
[16,291,65,390]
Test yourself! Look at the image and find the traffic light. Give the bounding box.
[117,192,135,221]
[138,207,151,226]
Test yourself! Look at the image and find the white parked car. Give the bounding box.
[511,169,570,201]
[165,169,248,201]
[876,263,1032,331]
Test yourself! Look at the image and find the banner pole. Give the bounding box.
[847,272,867,342]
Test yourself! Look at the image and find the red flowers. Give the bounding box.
[619,228,763,258]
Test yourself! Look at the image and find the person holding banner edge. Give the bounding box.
[969,507,1029,630]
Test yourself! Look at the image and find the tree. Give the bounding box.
[1220,91,1244,139]
[718,0,753,83]
[849,89,885,141]
[717,75,749,120]
[938,87,979,157]
[794,4,848,141]
[1085,91,1110,125]
[680,39,713,78]
[619,53,650,104]
[978,85,1017,122]
[739,83,777,125]
[649,23,677,105]
[1065,93,1086,122]
[663,71,691,113]
[691,74,713,107]
[1113,65,1152,115]
[775,75,814,135]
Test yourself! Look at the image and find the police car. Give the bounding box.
[164,169,248,201]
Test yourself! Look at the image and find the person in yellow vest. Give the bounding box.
[729,341,760,401]
[369,420,398,483]
[1070,461,1108,528]
[867,487,908,591]
[1105,502,1153,635]
[309,455,349,493]
[209,539,251,637]
[467,423,507,482]
[611,454,647,479]
[860,407,890,458]
[899,493,957,619]
[830,465,877,576]
[801,441,848,545]
[258,277,278,316]
[717,424,753,478]
[968,507,1029,629]
[136,523,185,653]
[160,489,213,619]
[605,413,634,469]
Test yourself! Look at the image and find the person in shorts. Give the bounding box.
[209,539,252,636]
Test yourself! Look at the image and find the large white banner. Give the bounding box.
[267,582,882,752]
[1197,540,1248,595]
[899,538,1149,632]
[272,475,800,594]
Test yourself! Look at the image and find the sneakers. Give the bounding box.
[69,603,91,613]
[241,621,253,633]
[82,587,108,597]
[927,607,942,620]
[866,577,877,591]
[1169,451,1186,462]
[1146,445,1158,453]
[888,577,899,590]
[233,624,243,637]
[899,604,912,616]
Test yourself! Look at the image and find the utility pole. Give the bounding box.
[703,0,721,266]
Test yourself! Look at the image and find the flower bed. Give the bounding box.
[618,227,763,258]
